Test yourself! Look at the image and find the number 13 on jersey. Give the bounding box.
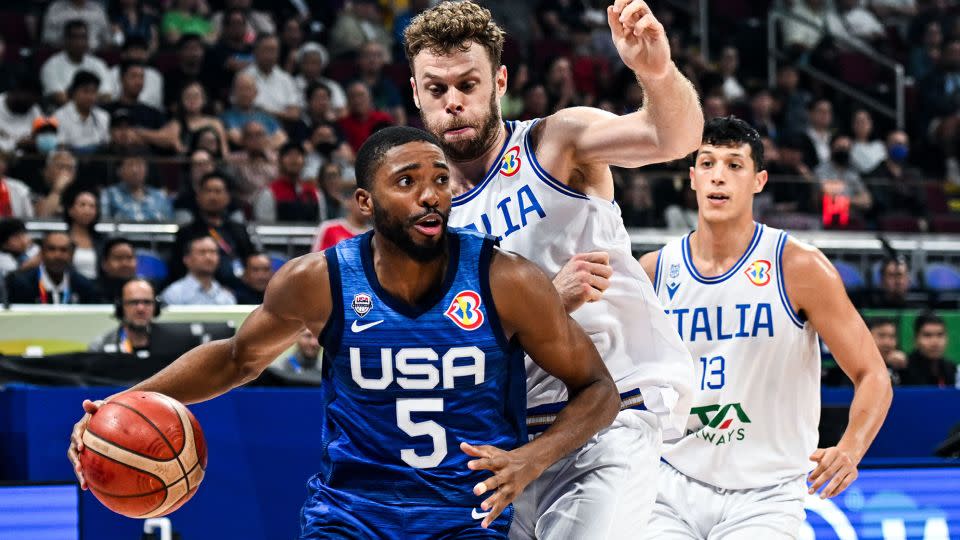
[699,355,726,390]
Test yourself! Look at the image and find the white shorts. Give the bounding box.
[509,408,662,539]
[644,462,806,540]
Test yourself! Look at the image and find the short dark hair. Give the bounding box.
[700,115,765,171]
[0,218,27,246]
[122,36,149,53]
[279,141,305,158]
[254,33,277,48]
[305,82,332,102]
[915,312,946,336]
[355,126,441,190]
[119,60,146,78]
[186,234,216,254]
[68,70,101,96]
[244,251,270,268]
[103,236,134,259]
[867,317,897,331]
[64,19,88,37]
[42,230,73,250]
[177,33,204,50]
[882,256,909,275]
[199,170,230,191]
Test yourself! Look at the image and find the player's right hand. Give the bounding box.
[553,252,613,313]
[67,399,103,490]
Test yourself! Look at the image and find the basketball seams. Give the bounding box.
[110,400,191,490]
[85,427,179,464]
[82,429,183,485]
[82,444,170,518]
[152,393,201,490]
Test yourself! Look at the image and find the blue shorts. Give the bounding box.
[299,481,514,539]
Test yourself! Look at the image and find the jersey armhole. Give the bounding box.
[479,238,517,354]
[776,232,806,329]
[318,246,344,360]
[653,249,664,295]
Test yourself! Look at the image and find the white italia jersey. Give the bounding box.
[653,223,821,490]
[447,119,694,437]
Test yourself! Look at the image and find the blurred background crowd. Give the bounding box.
[0,0,957,387]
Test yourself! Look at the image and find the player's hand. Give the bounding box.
[608,0,672,80]
[67,399,103,490]
[808,446,859,498]
[553,252,613,313]
[461,442,542,529]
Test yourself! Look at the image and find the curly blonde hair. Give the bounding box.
[403,1,505,73]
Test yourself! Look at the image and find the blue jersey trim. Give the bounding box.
[653,249,663,295]
[319,247,344,366]
[776,232,806,328]
[451,121,515,207]
[523,119,590,200]
[358,229,462,319]
[478,236,517,355]
[681,223,763,285]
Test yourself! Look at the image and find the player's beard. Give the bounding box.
[373,205,450,263]
[422,89,501,162]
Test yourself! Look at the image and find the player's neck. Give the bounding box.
[448,122,506,190]
[691,215,757,269]
[370,234,448,307]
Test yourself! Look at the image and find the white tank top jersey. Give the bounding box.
[653,223,822,490]
[447,119,694,438]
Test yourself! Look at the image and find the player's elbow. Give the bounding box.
[228,338,266,385]
[593,370,621,427]
[854,367,893,412]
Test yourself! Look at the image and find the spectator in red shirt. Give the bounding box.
[337,81,393,153]
[254,141,321,223]
[311,176,369,251]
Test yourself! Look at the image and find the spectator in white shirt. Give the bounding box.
[160,235,237,305]
[295,43,347,119]
[243,34,302,123]
[850,108,887,174]
[40,20,111,106]
[0,78,43,154]
[837,0,886,42]
[718,46,746,104]
[42,0,112,51]
[105,37,165,110]
[53,71,111,153]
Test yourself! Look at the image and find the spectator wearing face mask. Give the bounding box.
[866,130,926,220]
[815,135,872,227]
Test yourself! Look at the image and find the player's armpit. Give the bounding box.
[638,250,660,284]
[782,238,892,466]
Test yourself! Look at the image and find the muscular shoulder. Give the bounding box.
[262,251,333,324]
[782,236,844,310]
[638,250,661,283]
[534,107,611,151]
[488,247,549,293]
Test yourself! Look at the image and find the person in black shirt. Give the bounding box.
[232,252,272,304]
[902,312,958,387]
[170,171,254,289]
[98,236,138,303]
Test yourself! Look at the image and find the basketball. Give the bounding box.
[78,391,207,519]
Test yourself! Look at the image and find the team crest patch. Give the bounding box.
[744,260,772,286]
[500,146,521,177]
[669,264,680,279]
[445,290,485,330]
[352,293,373,317]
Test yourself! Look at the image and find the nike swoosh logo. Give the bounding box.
[471,508,491,520]
[351,319,384,333]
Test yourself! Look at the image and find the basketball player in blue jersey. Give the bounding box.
[638,117,892,539]
[67,127,621,538]
[403,1,701,536]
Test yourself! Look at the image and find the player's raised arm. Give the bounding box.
[783,239,892,499]
[537,1,702,173]
[462,248,619,527]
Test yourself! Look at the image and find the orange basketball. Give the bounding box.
[78,391,207,518]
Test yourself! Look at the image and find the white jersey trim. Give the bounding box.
[681,223,764,284]
[775,232,806,329]
[521,118,590,200]
[452,120,517,207]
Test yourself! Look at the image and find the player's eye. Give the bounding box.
[700,160,713,167]
[427,85,444,96]
[729,162,741,169]
[459,81,476,92]
[397,176,413,187]
[436,175,449,184]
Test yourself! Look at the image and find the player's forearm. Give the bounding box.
[122,339,257,405]
[636,63,703,159]
[838,369,892,463]
[517,376,619,474]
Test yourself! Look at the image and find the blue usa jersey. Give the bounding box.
[300,228,526,538]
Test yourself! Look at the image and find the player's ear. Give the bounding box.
[410,76,421,110]
[688,165,697,191]
[496,65,508,98]
[754,169,768,194]
[356,188,374,217]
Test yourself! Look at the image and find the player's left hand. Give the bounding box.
[808,446,859,498]
[461,442,541,529]
[608,0,672,80]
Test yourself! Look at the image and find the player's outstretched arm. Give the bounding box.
[537,1,702,175]
[462,249,619,527]
[783,239,892,499]
[68,253,334,489]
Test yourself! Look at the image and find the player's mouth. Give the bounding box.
[413,213,444,237]
[444,126,474,138]
[706,193,730,205]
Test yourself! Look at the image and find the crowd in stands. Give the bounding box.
[0,0,957,386]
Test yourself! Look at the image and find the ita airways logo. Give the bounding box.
[445,290,485,331]
[690,403,752,446]
[500,146,521,177]
[744,260,772,286]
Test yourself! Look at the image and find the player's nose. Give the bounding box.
[444,89,465,114]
